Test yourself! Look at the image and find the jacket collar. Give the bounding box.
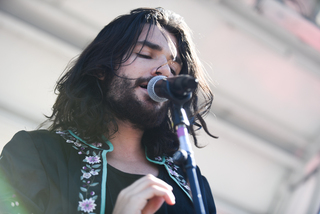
[57,129,192,202]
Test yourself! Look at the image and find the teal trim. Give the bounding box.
[163,164,192,201]
[145,152,165,165]
[145,152,192,201]
[67,130,114,213]
[100,136,114,214]
[67,130,192,208]
[100,150,108,214]
[102,135,114,152]
[100,136,113,214]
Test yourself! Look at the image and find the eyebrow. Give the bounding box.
[136,40,183,66]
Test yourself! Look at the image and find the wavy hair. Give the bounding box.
[45,7,217,158]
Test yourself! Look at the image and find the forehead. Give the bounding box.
[137,25,179,54]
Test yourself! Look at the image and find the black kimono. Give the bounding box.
[0,130,216,214]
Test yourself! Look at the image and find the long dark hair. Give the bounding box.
[45,7,217,157]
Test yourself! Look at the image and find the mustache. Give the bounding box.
[134,76,154,87]
[112,73,153,89]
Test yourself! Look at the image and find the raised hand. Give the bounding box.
[112,174,176,214]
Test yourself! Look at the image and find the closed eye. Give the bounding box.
[136,53,152,59]
[168,61,177,75]
[170,68,176,75]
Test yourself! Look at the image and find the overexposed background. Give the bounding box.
[1,0,320,213]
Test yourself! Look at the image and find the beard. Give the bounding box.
[105,75,169,130]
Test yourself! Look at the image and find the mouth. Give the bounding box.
[135,77,153,91]
[139,82,148,89]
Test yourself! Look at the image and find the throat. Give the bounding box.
[107,154,159,176]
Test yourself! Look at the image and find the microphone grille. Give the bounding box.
[147,76,168,102]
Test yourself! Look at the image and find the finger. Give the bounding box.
[135,183,175,210]
[135,174,173,191]
[142,196,165,214]
[143,184,175,205]
[121,174,173,197]
[113,175,175,214]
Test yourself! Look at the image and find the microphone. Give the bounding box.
[147,75,198,102]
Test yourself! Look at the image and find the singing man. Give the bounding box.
[0,7,217,214]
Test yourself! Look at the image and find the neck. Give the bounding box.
[105,120,158,176]
[108,120,145,160]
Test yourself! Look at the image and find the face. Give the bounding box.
[105,25,182,129]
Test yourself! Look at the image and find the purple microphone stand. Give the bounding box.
[172,102,206,214]
[163,76,206,214]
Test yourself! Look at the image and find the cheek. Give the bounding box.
[125,62,147,77]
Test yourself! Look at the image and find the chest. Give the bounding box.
[104,164,193,214]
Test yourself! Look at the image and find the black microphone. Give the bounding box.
[147,75,198,102]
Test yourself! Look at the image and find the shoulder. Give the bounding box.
[0,130,71,213]
[9,129,62,144]
[3,129,70,157]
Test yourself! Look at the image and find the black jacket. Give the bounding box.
[0,130,216,214]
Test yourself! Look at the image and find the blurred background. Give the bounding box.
[1,0,320,213]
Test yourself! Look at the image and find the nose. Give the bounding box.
[151,61,172,77]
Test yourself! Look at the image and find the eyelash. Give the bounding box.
[137,53,177,75]
[137,53,151,59]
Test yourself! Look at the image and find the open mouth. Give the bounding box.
[139,83,148,89]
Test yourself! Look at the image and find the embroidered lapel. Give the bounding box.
[56,129,112,214]
[148,155,192,201]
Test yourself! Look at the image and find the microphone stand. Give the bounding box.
[168,91,206,214]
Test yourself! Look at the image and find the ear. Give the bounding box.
[98,75,105,81]
[91,69,106,81]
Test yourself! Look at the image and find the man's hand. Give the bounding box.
[112,174,176,214]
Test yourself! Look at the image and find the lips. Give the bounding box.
[139,83,148,89]
[135,77,152,90]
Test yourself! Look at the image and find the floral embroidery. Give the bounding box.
[78,198,96,213]
[82,172,92,179]
[155,156,191,192]
[84,156,101,164]
[90,169,99,176]
[91,142,103,148]
[57,130,101,214]
[154,156,162,161]
[167,157,190,191]
[57,129,192,213]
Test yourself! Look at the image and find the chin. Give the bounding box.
[146,97,165,110]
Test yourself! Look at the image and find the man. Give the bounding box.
[0,7,216,214]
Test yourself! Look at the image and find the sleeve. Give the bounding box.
[197,166,217,214]
[0,131,49,214]
[201,175,216,214]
